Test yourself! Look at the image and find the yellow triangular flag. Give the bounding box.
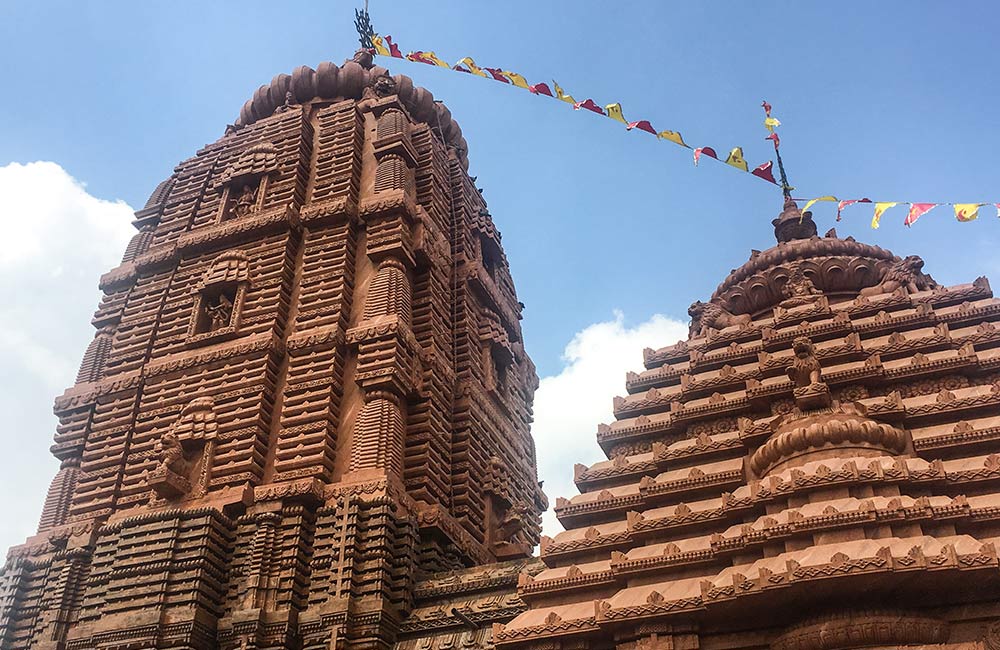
[764,116,782,133]
[954,203,982,222]
[871,202,898,229]
[802,196,838,213]
[458,57,488,77]
[372,36,391,57]
[553,80,575,104]
[725,147,748,171]
[657,130,689,148]
[605,103,627,123]
[503,71,531,89]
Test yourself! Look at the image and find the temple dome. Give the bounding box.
[710,200,936,316]
[749,402,908,477]
[233,52,471,169]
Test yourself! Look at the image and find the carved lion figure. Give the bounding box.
[497,501,530,544]
[154,431,185,475]
[688,300,752,337]
[786,336,822,387]
[860,255,938,297]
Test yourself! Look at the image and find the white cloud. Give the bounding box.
[532,311,689,538]
[0,161,134,554]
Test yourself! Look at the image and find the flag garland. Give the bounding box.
[371,33,995,230]
[370,33,778,187]
[792,197,998,228]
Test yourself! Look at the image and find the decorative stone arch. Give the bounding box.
[188,250,251,344]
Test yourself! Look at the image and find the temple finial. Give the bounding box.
[772,197,817,243]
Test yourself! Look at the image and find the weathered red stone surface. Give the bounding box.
[0,51,546,649]
[6,50,1000,650]
[497,199,1000,650]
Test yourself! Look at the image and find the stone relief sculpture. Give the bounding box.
[687,300,752,337]
[779,265,823,307]
[785,336,832,410]
[859,255,938,297]
[154,431,185,476]
[204,292,235,331]
[786,337,823,388]
[233,184,257,219]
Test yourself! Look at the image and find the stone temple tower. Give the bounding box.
[0,50,546,649]
[496,200,1000,650]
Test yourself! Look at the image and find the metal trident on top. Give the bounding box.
[354,3,375,50]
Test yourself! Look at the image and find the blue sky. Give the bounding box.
[3,1,999,374]
[1,1,998,548]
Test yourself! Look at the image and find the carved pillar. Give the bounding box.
[37,459,81,532]
[75,327,113,383]
[349,390,406,475]
[363,258,412,322]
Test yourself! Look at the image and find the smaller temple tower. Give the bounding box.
[498,200,1000,650]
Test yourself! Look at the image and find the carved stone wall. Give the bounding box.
[0,54,542,650]
[498,206,1000,650]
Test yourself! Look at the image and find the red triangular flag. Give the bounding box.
[626,120,657,134]
[483,67,511,83]
[765,132,780,148]
[751,161,776,184]
[761,100,772,116]
[904,203,937,227]
[693,147,718,166]
[573,99,605,114]
[529,82,553,96]
[384,35,403,58]
[835,198,871,221]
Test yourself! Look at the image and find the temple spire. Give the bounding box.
[772,195,817,243]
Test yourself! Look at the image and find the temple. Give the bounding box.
[496,201,1000,650]
[4,50,1000,650]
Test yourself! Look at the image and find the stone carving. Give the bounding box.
[785,336,831,409]
[155,431,185,475]
[859,254,938,296]
[779,265,823,307]
[204,292,234,331]
[147,431,190,498]
[373,72,397,98]
[687,300,751,337]
[786,337,822,387]
[497,501,529,544]
[352,47,374,69]
[233,183,257,219]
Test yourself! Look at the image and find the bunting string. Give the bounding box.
[368,32,996,230]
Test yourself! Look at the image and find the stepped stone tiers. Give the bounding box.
[496,200,1000,650]
[0,49,547,650]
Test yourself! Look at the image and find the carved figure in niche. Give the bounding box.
[233,184,256,218]
[154,431,185,475]
[688,300,752,337]
[780,266,823,307]
[787,337,822,387]
[859,255,939,297]
[204,292,234,331]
